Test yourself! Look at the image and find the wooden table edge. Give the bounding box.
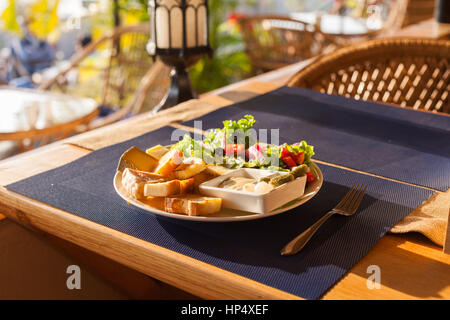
[0,186,301,300]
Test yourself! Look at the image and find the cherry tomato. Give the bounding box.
[306,171,315,183]
[281,156,297,169]
[225,144,245,156]
[234,144,244,155]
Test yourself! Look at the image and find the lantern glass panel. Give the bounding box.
[197,5,207,46]
[170,7,183,48]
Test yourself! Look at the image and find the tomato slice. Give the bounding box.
[225,144,245,156]
[234,144,245,155]
[306,171,315,183]
[281,156,296,169]
[280,147,289,158]
[292,152,305,165]
[224,144,234,155]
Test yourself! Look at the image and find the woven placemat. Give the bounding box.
[6,126,436,299]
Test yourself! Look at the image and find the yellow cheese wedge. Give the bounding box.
[146,145,170,160]
[117,146,158,173]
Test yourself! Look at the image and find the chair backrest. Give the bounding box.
[39,23,159,110]
[287,38,450,114]
[89,59,171,129]
[403,0,436,27]
[238,16,332,72]
[101,24,154,108]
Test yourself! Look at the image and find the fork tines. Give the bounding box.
[335,184,367,214]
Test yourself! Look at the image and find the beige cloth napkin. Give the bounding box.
[390,189,450,247]
[66,96,450,248]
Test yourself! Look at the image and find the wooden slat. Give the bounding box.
[323,233,450,299]
[44,232,198,299]
[445,213,450,254]
[0,144,90,186]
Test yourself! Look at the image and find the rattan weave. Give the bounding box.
[238,16,333,72]
[287,38,450,114]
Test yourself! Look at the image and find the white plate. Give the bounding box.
[113,162,323,222]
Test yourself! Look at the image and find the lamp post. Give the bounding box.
[436,0,450,23]
[147,0,212,113]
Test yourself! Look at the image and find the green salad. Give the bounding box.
[172,115,316,183]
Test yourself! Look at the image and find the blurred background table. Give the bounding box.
[389,18,450,39]
[290,12,380,36]
[0,87,98,158]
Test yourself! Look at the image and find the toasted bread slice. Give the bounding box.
[204,165,232,176]
[146,145,169,160]
[143,180,181,197]
[174,163,206,180]
[122,168,167,199]
[179,178,195,195]
[165,195,222,216]
[191,171,216,192]
[153,149,184,177]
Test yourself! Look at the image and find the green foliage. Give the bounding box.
[189,0,253,93]
[105,0,255,93]
[118,0,149,22]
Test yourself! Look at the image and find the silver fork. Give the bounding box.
[281,184,367,256]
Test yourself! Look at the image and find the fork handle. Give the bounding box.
[281,211,335,256]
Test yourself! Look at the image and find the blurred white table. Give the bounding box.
[0,87,97,134]
[0,86,98,158]
[290,12,381,35]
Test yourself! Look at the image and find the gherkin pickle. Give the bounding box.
[291,164,308,178]
[270,173,294,187]
[259,176,271,183]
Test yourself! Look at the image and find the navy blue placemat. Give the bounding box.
[183,86,450,191]
[6,126,434,299]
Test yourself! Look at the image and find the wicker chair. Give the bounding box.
[238,16,334,72]
[0,24,171,158]
[287,38,450,114]
[39,23,171,122]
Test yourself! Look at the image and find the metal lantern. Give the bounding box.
[147,0,211,113]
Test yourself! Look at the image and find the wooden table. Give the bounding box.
[0,75,449,299]
[388,19,450,39]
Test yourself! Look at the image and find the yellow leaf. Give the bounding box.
[28,0,59,40]
[0,0,21,35]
